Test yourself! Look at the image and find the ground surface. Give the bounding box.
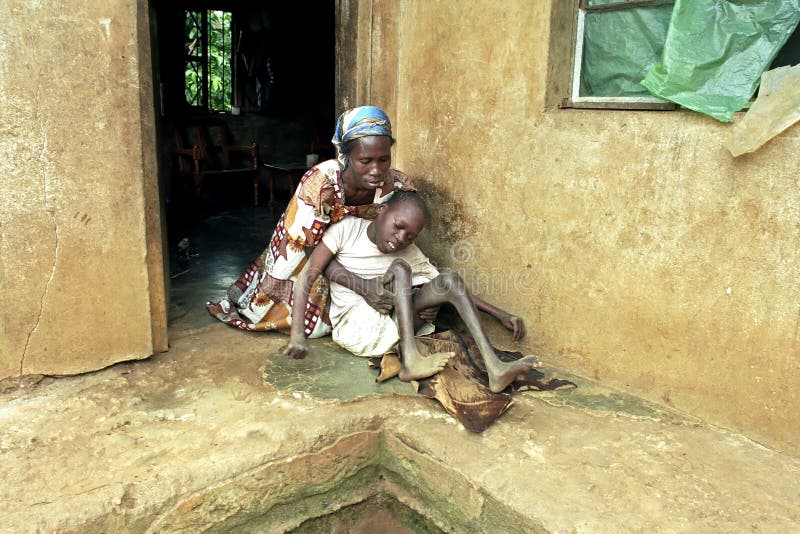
[1,323,799,532]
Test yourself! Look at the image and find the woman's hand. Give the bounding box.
[417,305,440,324]
[284,336,310,359]
[363,276,394,315]
[499,312,526,342]
[326,259,394,314]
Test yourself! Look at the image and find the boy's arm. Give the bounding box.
[324,259,394,314]
[284,242,335,358]
[470,295,526,342]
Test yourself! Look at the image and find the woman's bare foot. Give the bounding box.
[485,354,542,393]
[398,346,454,382]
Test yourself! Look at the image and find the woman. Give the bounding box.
[206,106,414,338]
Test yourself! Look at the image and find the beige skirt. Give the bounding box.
[331,299,434,357]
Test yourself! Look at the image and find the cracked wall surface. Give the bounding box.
[350,0,800,455]
[0,0,158,379]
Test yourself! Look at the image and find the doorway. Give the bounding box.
[148,1,336,332]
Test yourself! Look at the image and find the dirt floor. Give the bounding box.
[1,321,799,532]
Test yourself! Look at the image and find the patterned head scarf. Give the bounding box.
[331,106,393,166]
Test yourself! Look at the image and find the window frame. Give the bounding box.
[563,0,677,110]
[183,8,235,113]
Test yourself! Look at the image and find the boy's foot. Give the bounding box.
[398,351,455,382]
[487,355,542,393]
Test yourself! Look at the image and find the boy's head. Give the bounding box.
[369,191,428,254]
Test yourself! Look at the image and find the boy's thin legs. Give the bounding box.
[413,270,541,393]
[383,260,453,381]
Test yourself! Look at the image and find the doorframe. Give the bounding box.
[140,0,169,353]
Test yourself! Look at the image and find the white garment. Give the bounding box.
[321,216,439,356]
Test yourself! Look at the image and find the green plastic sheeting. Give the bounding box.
[587,0,634,5]
[586,0,654,5]
[581,4,674,97]
[641,0,800,122]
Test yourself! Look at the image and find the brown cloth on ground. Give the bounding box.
[368,330,576,433]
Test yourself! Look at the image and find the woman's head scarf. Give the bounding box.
[331,106,393,166]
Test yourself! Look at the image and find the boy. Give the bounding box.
[284,191,541,393]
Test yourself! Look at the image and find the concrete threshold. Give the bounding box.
[1,324,798,532]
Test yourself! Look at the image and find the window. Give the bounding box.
[183,10,233,112]
[564,0,800,116]
[566,0,676,110]
[769,22,800,71]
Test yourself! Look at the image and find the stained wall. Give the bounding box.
[353,0,800,454]
[0,0,165,381]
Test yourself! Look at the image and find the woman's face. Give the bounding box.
[344,136,392,191]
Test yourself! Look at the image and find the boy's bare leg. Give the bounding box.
[383,259,454,381]
[413,270,541,393]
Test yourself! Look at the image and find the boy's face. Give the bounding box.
[368,201,426,254]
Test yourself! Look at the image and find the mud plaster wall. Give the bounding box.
[354,0,800,455]
[336,0,399,123]
[0,0,163,380]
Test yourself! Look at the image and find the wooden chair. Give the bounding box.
[308,131,336,163]
[171,119,260,205]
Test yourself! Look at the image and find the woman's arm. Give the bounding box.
[470,295,526,342]
[285,243,336,358]
[324,259,394,314]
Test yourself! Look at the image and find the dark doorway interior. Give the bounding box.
[148,1,336,329]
